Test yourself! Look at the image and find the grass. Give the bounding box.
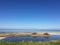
[0,40,60,45]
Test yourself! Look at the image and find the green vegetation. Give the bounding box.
[32,32,37,35]
[0,40,60,45]
[43,33,50,35]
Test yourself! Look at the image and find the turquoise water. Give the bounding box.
[0,29,60,33]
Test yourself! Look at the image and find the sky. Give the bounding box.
[0,0,60,29]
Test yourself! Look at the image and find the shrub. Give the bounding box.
[32,33,37,35]
[44,33,50,35]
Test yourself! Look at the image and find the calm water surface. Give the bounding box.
[1,35,60,42]
[0,29,60,33]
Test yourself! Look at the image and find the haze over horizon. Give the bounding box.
[0,0,60,29]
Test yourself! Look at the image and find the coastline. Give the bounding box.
[48,32,60,35]
[37,32,60,35]
[0,37,6,40]
[0,32,60,40]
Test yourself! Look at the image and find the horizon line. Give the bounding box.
[0,28,60,30]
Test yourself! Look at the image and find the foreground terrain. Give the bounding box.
[0,40,60,45]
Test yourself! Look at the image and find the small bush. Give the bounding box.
[44,33,50,35]
[32,33,37,35]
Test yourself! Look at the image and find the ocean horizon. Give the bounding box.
[0,29,60,33]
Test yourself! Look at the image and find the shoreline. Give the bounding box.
[48,32,60,35]
[37,32,60,35]
[0,32,60,40]
[0,37,6,40]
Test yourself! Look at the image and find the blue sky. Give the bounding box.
[0,0,60,29]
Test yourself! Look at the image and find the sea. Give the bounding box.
[0,29,60,33]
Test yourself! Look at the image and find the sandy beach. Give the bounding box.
[0,37,6,40]
[31,32,60,35]
[48,32,60,35]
